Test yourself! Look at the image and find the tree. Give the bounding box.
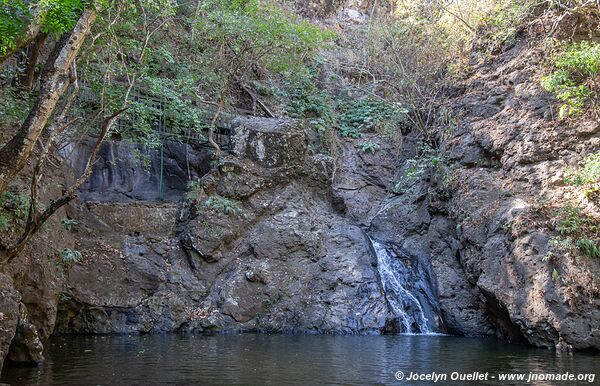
[0,0,329,263]
[0,0,175,263]
[0,9,97,196]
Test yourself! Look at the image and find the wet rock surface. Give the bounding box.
[364,133,494,337]
[70,140,212,202]
[55,118,394,335]
[7,308,44,365]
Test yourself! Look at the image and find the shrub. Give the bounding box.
[552,204,600,259]
[0,192,30,224]
[338,98,407,138]
[393,143,449,195]
[284,68,336,153]
[478,0,537,53]
[60,248,82,267]
[357,141,381,154]
[186,180,205,200]
[0,215,8,230]
[564,152,600,187]
[0,86,34,128]
[576,238,600,259]
[541,71,591,117]
[203,195,243,216]
[556,205,586,236]
[329,11,453,137]
[541,41,600,118]
[555,41,600,77]
[61,218,78,231]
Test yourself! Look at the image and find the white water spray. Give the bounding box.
[371,239,432,334]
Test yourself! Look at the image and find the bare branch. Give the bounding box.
[2,107,127,263]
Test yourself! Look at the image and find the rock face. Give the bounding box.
[336,132,494,337]
[0,274,45,372]
[2,21,599,377]
[54,118,408,335]
[440,36,600,349]
[355,31,600,349]
[70,140,212,202]
[0,161,77,372]
[0,274,21,371]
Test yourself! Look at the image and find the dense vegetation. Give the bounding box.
[0,0,598,264]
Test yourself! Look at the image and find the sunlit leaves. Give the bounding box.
[193,0,334,74]
[541,41,600,118]
[0,0,30,56]
[39,0,84,36]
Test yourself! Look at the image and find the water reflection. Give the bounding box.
[1,334,598,385]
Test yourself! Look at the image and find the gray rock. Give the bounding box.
[8,306,44,365]
[70,139,212,203]
[55,118,393,336]
[444,34,600,349]
[231,117,307,168]
[0,274,21,372]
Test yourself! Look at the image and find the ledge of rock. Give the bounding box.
[231,117,308,168]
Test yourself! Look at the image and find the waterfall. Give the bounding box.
[370,238,437,334]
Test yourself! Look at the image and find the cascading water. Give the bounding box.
[370,238,440,334]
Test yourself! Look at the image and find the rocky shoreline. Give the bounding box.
[1,27,599,374]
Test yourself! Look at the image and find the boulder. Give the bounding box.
[0,274,20,372]
[231,117,307,168]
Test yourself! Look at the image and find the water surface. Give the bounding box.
[1,334,598,385]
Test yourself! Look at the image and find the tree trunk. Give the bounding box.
[208,99,224,160]
[1,107,126,263]
[18,33,48,90]
[0,10,97,197]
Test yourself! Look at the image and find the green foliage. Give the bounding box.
[551,267,559,281]
[564,152,600,187]
[73,0,332,150]
[0,214,8,230]
[60,248,82,267]
[576,238,600,259]
[61,217,77,230]
[553,204,599,259]
[541,41,600,118]
[0,0,104,57]
[0,85,34,128]
[203,195,243,216]
[394,143,449,195]
[479,0,536,53]
[39,0,84,36]
[142,76,209,140]
[194,0,334,75]
[338,98,407,138]
[556,205,586,236]
[541,71,591,117]
[328,7,464,139]
[72,0,178,147]
[0,0,30,57]
[357,141,381,154]
[284,68,336,151]
[186,180,204,200]
[555,41,600,77]
[0,191,30,223]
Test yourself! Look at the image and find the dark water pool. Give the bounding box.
[1,334,598,385]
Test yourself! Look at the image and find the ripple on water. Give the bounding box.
[1,334,598,385]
